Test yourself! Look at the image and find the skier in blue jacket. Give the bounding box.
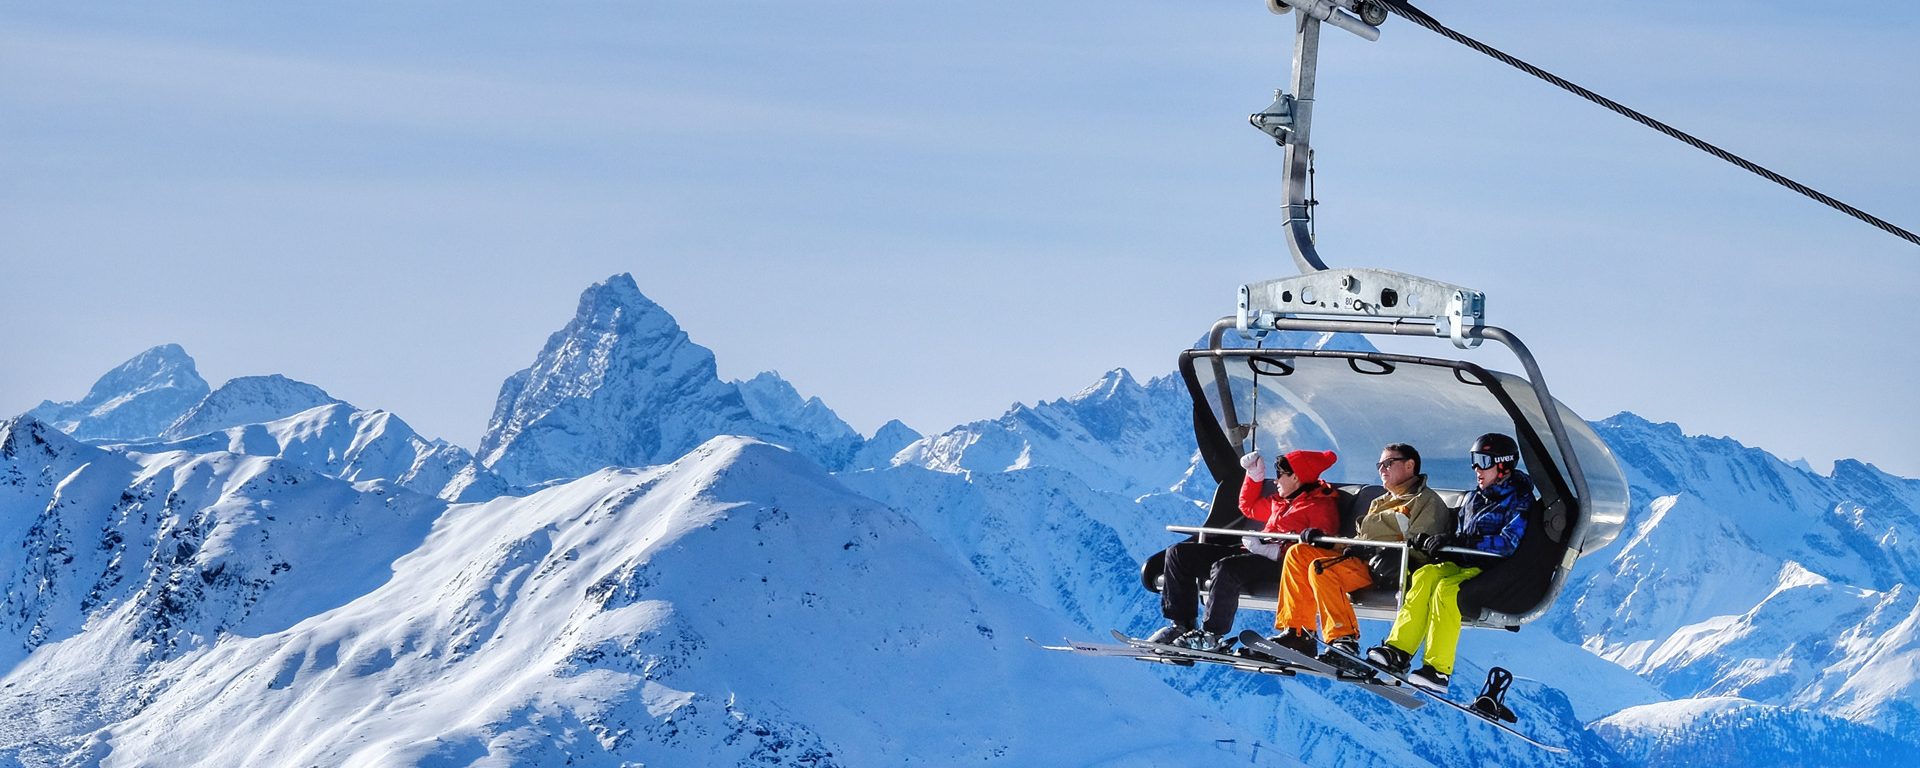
[1365,433,1534,692]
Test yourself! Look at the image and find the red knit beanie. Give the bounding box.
[1282,449,1338,485]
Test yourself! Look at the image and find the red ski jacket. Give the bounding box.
[1238,478,1340,535]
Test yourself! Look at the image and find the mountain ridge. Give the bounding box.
[0,434,1254,765]
[5,277,1917,765]
[26,344,209,443]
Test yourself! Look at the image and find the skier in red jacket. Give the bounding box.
[1147,449,1339,652]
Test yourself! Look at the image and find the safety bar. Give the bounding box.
[1165,525,1484,559]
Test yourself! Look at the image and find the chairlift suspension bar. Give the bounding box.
[1280,12,1325,273]
[1258,3,1387,273]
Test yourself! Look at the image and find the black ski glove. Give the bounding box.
[1299,527,1325,546]
[1414,533,1453,558]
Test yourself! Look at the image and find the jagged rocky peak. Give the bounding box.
[479,274,869,486]
[1068,368,1142,404]
[736,371,861,444]
[163,374,344,440]
[845,418,924,470]
[479,274,738,483]
[870,418,921,444]
[26,343,211,443]
[0,414,89,464]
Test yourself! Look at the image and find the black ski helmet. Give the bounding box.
[1471,433,1520,470]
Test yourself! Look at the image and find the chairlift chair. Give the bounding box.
[1138,1,1629,632]
[1140,303,1630,630]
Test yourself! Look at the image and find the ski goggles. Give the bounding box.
[1470,452,1516,470]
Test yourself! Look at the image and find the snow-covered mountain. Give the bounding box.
[5,275,1917,766]
[131,403,508,503]
[856,349,1920,760]
[844,419,922,471]
[162,374,343,440]
[479,274,869,486]
[735,371,866,468]
[26,344,209,443]
[838,460,1624,766]
[0,414,450,759]
[1593,697,1916,767]
[898,364,1920,756]
[1,427,1261,765]
[23,350,505,504]
[1551,414,1920,735]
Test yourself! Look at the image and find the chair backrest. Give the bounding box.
[1332,483,1383,538]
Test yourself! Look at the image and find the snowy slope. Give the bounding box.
[25,344,209,443]
[839,464,1168,635]
[0,415,448,759]
[838,463,1625,767]
[1,434,1267,766]
[131,403,508,502]
[872,351,1919,758]
[478,274,867,486]
[8,276,1920,766]
[162,374,343,440]
[1593,697,1916,767]
[1550,414,1920,735]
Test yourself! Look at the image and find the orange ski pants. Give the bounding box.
[1274,543,1373,641]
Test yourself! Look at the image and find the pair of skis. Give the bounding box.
[1032,630,1422,708]
[1313,639,1567,753]
[1034,629,1565,753]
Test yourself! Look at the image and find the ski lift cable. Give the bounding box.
[1375,0,1920,248]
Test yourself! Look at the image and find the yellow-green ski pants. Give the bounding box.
[1383,561,1481,675]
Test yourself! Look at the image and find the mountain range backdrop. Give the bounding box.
[3,272,1916,767]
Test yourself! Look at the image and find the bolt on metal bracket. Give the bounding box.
[1250,91,1299,145]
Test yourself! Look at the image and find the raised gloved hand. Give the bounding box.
[1242,535,1282,560]
[1298,527,1325,547]
[1240,451,1266,482]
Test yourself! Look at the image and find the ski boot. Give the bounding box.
[1319,636,1371,677]
[1145,624,1191,645]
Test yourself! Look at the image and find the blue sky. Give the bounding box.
[2,1,1915,477]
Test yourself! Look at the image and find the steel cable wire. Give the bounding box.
[1375,0,1919,247]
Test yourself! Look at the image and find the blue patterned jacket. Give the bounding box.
[1456,469,1534,557]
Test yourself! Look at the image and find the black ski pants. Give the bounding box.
[1160,541,1280,635]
